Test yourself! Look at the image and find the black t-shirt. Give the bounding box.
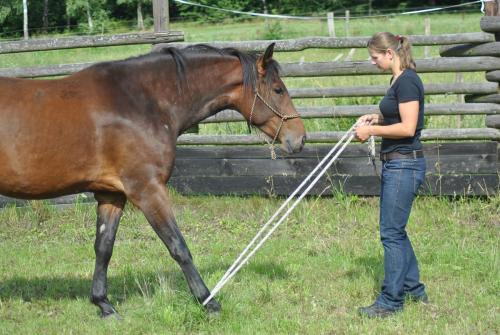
[379,68,425,154]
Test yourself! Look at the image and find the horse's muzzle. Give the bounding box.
[283,134,306,154]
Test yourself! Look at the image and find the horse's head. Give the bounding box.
[236,43,306,154]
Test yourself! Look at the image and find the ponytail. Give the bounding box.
[398,36,416,70]
[367,32,416,70]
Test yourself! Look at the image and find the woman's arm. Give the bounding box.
[355,101,419,142]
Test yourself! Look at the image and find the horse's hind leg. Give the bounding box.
[91,192,126,318]
[129,183,221,313]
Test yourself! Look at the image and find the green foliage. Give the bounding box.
[0,1,485,38]
[116,0,150,5]
[262,21,283,40]
[65,0,109,33]
[0,0,152,37]
[0,0,23,35]
[0,5,12,25]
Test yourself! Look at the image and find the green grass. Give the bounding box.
[0,193,498,334]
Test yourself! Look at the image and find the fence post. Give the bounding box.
[484,0,500,17]
[23,0,29,39]
[345,10,350,37]
[456,73,464,127]
[153,0,169,33]
[424,17,431,58]
[327,12,335,38]
[482,0,500,175]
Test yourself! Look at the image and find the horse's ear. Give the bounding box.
[257,43,275,76]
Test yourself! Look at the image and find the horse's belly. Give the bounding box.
[0,162,91,199]
[0,133,97,199]
[0,93,99,198]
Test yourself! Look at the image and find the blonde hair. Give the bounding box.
[367,32,416,70]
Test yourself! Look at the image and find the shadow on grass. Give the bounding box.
[0,271,181,302]
[0,261,289,303]
[245,261,290,280]
[354,255,384,293]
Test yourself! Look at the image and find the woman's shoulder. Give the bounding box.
[398,69,423,86]
[393,69,424,98]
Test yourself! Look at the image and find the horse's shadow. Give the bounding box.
[0,261,289,302]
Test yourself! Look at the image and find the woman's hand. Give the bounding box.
[357,113,380,125]
[355,114,380,142]
[355,125,372,142]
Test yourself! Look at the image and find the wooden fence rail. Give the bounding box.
[156,32,495,51]
[280,57,500,77]
[466,93,500,103]
[2,56,500,79]
[289,83,498,98]
[204,103,500,123]
[0,32,184,54]
[166,142,499,197]
[486,70,500,81]
[481,16,500,33]
[175,128,500,146]
[1,141,495,204]
[440,42,500,57]
[465,16,500,110]
[1,32,492,56]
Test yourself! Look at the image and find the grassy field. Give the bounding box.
[0,193,498,334]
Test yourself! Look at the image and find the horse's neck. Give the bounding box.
[170,57,243,133]
[119,55,243,135]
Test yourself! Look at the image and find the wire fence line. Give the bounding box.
[0,1,491,39]
[174,0,490,20]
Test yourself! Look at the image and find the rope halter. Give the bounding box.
[248,90,301,159]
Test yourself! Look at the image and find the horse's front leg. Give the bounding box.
[129,182,221,313]
[91,192,126,318]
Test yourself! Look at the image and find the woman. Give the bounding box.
[355,32,428,318]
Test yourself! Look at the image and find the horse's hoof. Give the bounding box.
[92,296,121,320]
[204,299,221,314]
[101,310,122,320]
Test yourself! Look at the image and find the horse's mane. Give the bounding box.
[109,44,281,93]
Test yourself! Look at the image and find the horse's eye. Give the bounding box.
[273,87,283,95]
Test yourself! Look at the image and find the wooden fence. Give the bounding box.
[167,16,500,197]
[0,8,499,205]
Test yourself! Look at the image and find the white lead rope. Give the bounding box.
[202,121,362,306]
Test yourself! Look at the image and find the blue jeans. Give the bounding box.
[375,157,426,310]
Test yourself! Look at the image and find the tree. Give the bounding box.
[137,0,144,30]
[66,0,108,33]
[86,0,93,31]
[0,5,12,26]
[117,0,151,30]
[23,0,28,39]
[0,1,24,37]
[42,0,49,33]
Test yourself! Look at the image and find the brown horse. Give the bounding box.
[0,43,305,317]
